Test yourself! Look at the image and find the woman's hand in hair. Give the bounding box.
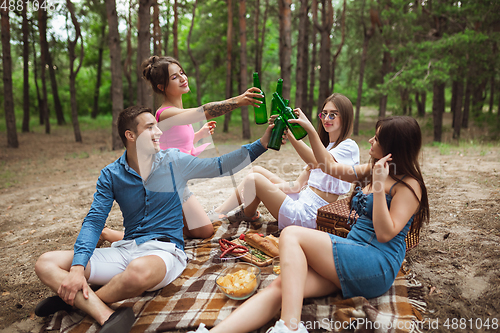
[287,108,316,134]
[372,154,392,193]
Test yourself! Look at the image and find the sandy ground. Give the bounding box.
[0,112,499,332]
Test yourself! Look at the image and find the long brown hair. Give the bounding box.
[372,116,429,233]
[317,93,354,149]
[141,56,187,95]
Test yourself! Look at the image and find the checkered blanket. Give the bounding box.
[41,220,422,333]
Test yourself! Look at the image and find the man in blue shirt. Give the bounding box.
[34,106,271,333]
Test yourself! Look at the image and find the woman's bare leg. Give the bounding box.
[100,227,124,244]
[279,226,341,329]
[241,173,288,219]
[215,166,287,214]
[182,195,214,238]
[210,259,338,333]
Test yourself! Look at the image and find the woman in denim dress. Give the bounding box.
[191,115,429,333]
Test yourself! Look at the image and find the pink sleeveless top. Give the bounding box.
[155,107,211,156]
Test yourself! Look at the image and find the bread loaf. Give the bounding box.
[244,233,279,258]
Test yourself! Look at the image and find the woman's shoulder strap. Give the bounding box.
[156,106,174,122]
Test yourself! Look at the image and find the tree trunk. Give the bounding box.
[453,79,464,139]
[224,0,234,133]
[31,25,43,126]
[314,0,333,114]
[163,0,170,56]
[47,44,65,125]
[22,2,30,133]
[173,0,179,59]
[331,0,346,93]
[307,0,318,119]
[450,80,458,128]
[415,92,426,117]
[124,0,134,107]
[187,0,202,106]
[1,7,19,148]
[432,81,445,142]
[400,88,409,115]
[91,22,106,119]
[38,10,50,133]
[254,0,260,72]
[471,78,487,119]
[354,27,374,135]
[279,0,292,100]
[379,51,391,118]
[67,0,84,143]
[462,79,471,128]
[137,0,152,109]
[239,0,250,139]
[489,75,495,114]
[257,0,269,75]
[295,0,308,110]
[153,0,162,109]
[106,0,125,150]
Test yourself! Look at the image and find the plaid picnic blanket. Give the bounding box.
[41,220,423,333]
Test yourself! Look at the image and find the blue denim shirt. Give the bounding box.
[72,140,267,267]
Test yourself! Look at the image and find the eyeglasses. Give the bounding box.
[318,112,339,120]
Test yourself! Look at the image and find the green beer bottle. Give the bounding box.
[273,92,308,141]
[270,79,284,115]
[267,116,287,151]
[252,72,268,125]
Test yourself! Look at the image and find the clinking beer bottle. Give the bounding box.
[267,116,287,151]
[252,72,268,125]
[270,78,284,115]
[273,92,308,141]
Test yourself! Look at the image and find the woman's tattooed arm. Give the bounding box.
[200,97,240,119]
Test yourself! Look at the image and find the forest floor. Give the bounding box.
[0,110,499,333]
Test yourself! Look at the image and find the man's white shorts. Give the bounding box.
[88,239,187,291]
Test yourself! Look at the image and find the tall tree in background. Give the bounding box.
[1,6,18,148]
[307,0,318,118]
[105,0,124,150]
[239,0,250,139]
[124,0,134,107]
[453,79,464,139]
[153,0,162,108]
[224,0,234,133]
[173,0,179,58]
[295,0,309,111]
[31,24,43,125]
[330,0,346,93]
[353,6,379,136]
[67,0,84,142]
[314,0,333,115]
[22,1,30,133]
[137,0,152,109]
[38,10,50,134]
[253,0,269,75]
[278,0,292,100]
[187,0,202,106]
[47,37,65,125]
[91,1,107,119]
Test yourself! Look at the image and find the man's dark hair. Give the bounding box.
[118,106,153,147]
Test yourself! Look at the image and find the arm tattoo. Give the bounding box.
[203,97,239,119]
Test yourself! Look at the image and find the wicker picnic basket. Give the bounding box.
[316,198,420,251]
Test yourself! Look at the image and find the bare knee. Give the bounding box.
[251,166,266,175]
[35,251,64,278]
[280,225,303,243]
[122,260,160,291]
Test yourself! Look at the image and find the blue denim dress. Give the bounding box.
[329,184,413,299]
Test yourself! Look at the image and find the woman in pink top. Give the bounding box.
[100,56,263,244]
[141,55,263,238]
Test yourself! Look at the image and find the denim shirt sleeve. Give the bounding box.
[173,139,267,180]
[72,169,114,267]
